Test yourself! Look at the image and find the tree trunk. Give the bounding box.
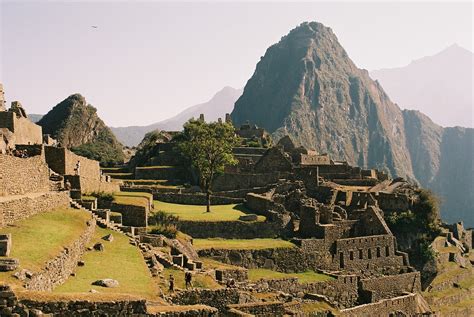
[206,191,211,213]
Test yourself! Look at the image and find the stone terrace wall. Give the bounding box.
[25,217,96,291]
[180,220,281,239]
[359,272,421,303]
[227,302,285,316]
[0,191,70,227]
[111,202,148,227]
[20,298,147,316]
[170,288,242,312]
[212,172,280,192]
[251,275,358,308]
[0,154,50,196]
[154,193,243,205]
[339,293,419,317]
[198,247,328,273]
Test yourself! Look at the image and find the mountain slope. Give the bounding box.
[231,21,474,226]
[38,94,124,165]
[371,44,473,128]
[112,86,242,147]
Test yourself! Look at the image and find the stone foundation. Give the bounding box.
[179,221,280,239]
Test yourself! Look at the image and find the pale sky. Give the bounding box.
[0,1,472,127]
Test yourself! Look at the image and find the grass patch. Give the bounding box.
[153,201,265,222]
[193,238,295,250]
[54,227,157,299]
[0,208,90,274]
[81,195,96,201]
[160,268,220,295]
[200,258,244,270]
[113,192,152,208]
[299,301,338,314]
[137,166,175,169]
[248,269,334,284]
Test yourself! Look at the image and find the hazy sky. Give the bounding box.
[0,1,472,127]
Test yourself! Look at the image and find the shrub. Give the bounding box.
[149,224,178,239]
[88,191,115,203]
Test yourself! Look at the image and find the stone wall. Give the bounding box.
[154,193,243,205]
[111,202,148,227]
[227,302,285,316]
[170,288,242,312]
[215,267,249,282]
[375,192,410,212]
[179,220,280,239]
[0,111,42,145]
[212,172,280,192]
[20,297,147,316]
[198,247,328,273]
[0,191,70,227]
[250,274,358,308]
[339,293,420,317]
[44,146,100,179]
[0,154,50,196]
[135,166,185,180]
[334,234,404,271]
[25,218,96,291]
[359,272,421,303]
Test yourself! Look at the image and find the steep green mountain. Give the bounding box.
[38,94,124,165]
[231,22,474,226]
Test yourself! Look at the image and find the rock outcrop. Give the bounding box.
[231,21,473,226]
[38,94,124,165]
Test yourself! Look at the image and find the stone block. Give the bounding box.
[0,258,19,272]
[186,262,196,271]
[239,214,258,222]
[0,234,11,256]
[194,261,203,269]
[172,255,184,267]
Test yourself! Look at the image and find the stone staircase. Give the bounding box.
[70,200,130,237]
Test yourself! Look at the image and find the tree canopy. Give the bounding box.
[177,119,239,212]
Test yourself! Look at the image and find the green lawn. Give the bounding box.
[137,166,175,169]
[153,201,265,222]
[54,227,157,299]
[248,269,334,283]
[114,192,153,208]
[193,238,295,250]
[160,268,220,295]
[0,208,90,274]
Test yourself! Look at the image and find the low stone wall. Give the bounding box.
[215,268,249,282]
[25,217,96,291]
[169,288,242,312]
[154,193,243,205]
[359,272,421,303]
[135,166,185,180]
[198,247,327,273]
[111,202,148,227]
[227,301,285,316]
[339,293,419,317]
[212,172,280,192]
[179,221,280,239]
[0,191,70,227]
[20,297,147,315]
[148,305,218,316]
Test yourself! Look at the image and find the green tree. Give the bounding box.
[177,119,239,212]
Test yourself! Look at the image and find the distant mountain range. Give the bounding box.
[111,86,242,147]
[231,22,473,226]
[371,44,473,128]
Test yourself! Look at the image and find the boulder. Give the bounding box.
[239,214,258,222]
[0,258,19,272]
[102,234,114,242]
[93,243,104,251]
[92,279,119,288]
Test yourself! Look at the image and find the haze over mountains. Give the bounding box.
[111,87,242,147]
[371,44,473,128]
[231,22,473,226]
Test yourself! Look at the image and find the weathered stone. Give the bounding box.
[93,243,104,251]
[102,234,114,242]
[0,258,19,272]
[0,234,12,256]
[238,214,258,222]
[92,279,119,288]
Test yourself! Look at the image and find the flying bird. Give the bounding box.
[91,26,98,29]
